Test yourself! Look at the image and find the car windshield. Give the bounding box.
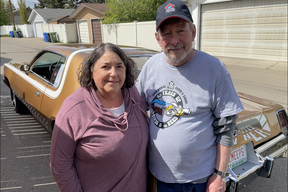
[130,56,151,76]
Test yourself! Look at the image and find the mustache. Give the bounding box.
[167,44,185,50]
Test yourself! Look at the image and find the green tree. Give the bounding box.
[18,0,29,24]
[77,0,105,3]
[35,0,66,8]
[102,0,167,24]
[35,0,105,9]
[63,0,105,8]
[0,0,11,26]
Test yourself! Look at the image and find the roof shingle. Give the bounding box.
[34,9,75,22]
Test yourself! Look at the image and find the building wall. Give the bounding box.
[74,7,103,44]
[31,14,47,23]
[42,23,77,43]
[188,0,287,61]
[102,21,160,51]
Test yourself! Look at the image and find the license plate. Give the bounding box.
[229,145,248,169]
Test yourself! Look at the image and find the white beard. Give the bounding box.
[165,43,193,67]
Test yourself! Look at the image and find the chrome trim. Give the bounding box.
[255,134,287,155]
[228,142,263,180]
[227,156,274,192]
[263,156,274,177]
[276,109,288,135]
[227,134,287,192]
[276,108,288,117]
[35,91,41,97]
[269,145,288,158]
[30,71,52,84]
[129,55,155,57]
[230,161,264,181]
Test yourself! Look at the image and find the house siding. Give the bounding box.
[74,7,103,44]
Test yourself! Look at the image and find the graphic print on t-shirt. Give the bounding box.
[147,81,191,128]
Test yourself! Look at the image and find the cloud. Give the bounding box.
[25,0,38,8]
[7,0,37,9]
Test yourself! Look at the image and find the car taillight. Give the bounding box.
[277,110,288,135]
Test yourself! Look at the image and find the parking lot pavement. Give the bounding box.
[1,37,286,72]
[0,37,60,74]
[216,56,287,72]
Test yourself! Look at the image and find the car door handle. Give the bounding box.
[35,92,41,97]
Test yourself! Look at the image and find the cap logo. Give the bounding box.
[165,3,175,13]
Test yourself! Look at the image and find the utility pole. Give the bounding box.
[8,0,16,30]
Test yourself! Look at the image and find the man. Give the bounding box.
[136,0,244,192]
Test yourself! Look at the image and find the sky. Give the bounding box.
[6,0,37,9]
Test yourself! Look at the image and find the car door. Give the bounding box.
[25,52,63,114]
[40,55,68,128]
[10,65,28,100]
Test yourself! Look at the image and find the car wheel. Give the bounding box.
[10,90,28,113]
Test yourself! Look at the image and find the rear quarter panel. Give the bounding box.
[233,93,284,149]
[234,110,282,148]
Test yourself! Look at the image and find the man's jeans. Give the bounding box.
[157,180,207,192]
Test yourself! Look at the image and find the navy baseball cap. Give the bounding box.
[156,0,193,31]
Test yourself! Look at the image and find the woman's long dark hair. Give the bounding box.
[78,43,136,90]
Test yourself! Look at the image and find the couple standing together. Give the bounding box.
[50,0,243,192]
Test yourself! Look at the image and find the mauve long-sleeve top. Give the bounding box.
[50,86,149,192]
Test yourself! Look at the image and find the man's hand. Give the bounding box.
[206,174,226,192]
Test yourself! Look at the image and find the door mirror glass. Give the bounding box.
[20,65,30,71]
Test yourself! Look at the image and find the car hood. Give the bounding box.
[8,62,28,69]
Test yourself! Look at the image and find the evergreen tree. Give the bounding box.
[78,0,105,3]
[35,0,105,9]
[35,0,66,8]
[0,0,11,26]
[18,0,29,24]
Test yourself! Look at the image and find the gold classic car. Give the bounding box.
[2,44,288,192]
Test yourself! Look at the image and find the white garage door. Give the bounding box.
[78,20,89,43]
[200,0,287,61]
[34,22,43,38]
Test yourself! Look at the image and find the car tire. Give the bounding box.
[10,90,28,113]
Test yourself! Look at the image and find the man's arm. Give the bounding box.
[206,144,231,192]
[215,144,232,175]
[206,114,238,192]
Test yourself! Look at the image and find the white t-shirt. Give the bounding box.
[106,102,125,117]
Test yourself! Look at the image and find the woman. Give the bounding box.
[50,43,149,192]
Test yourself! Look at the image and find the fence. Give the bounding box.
[1,23,78,43]
[101,21,161,52]
[0,24,34,38]
[42,23,78,43]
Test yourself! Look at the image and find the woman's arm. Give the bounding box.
[50,118,83,192]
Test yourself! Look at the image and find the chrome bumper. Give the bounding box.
[226,134,288,192]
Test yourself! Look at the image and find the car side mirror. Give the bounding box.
[20,65,30,75]
[20,65,29,71]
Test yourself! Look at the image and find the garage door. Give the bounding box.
[78,20,89,43]
[91,19,102,45]
[200,0,287,61]
[35,22,43,38]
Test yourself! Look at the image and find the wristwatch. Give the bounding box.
[213,173,227,183]
[214,168,229,177]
